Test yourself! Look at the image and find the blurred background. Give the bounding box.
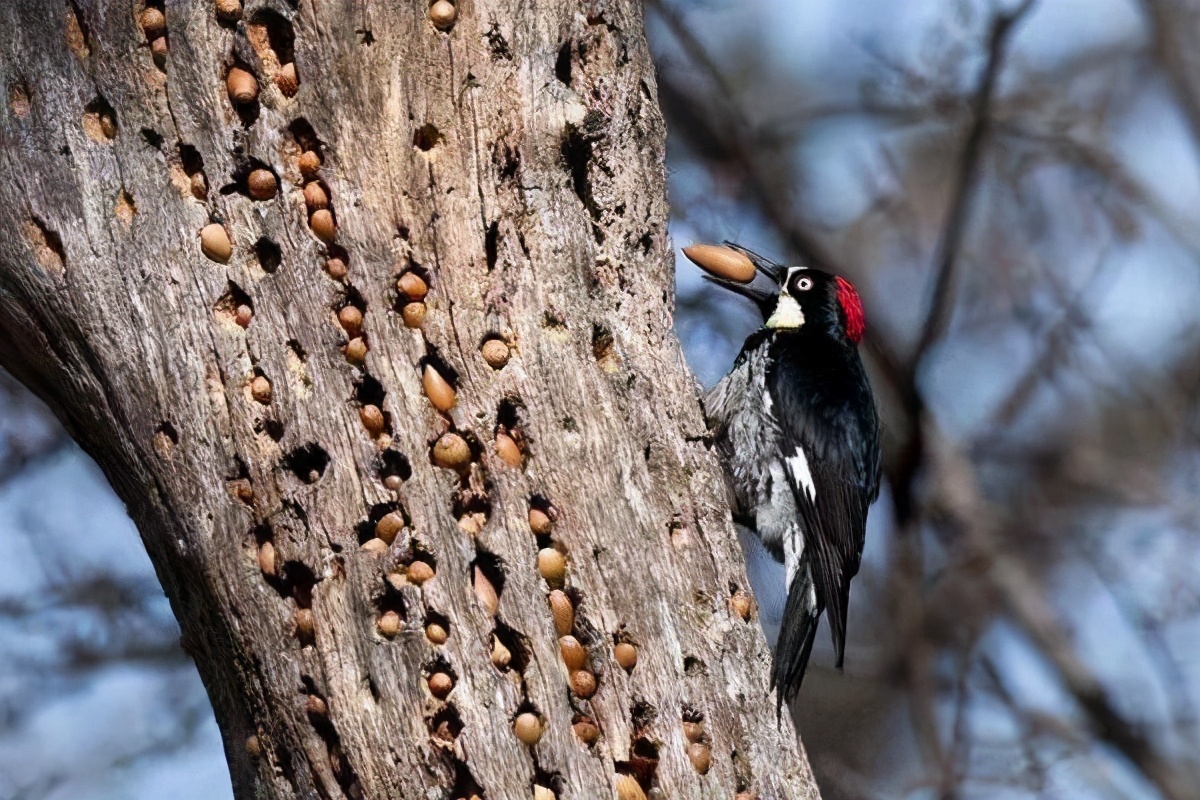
[2,0,1199,797]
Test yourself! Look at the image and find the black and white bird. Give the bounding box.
[690,243,881,710]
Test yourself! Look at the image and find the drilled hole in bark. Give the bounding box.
[257,418,284,441]
[247,8,295,63]
[289,118,322,153]
[425,610,450,644]
[283,443,328,484]
[226,458,254,505]
[471,549,505,613]
[625,735,661,789]
[252,237,281,273]
[447,757,483,797]
[560,127,602,242]
[533,771,564,798]
[379,449,412,485]
[357,502,407,546]
[66,0,92,56]
[222,158,278,201]
[554,40,572,86]
[353,373,386,407]
[428,704,463,743]
[226,61,260,126]
[140,127,163,149]
[304,687,361,798]
[82,95,117,141]
[491,621,530,675]
[153,421,178,456]
[683,656,706,677]
[24,217,66,274]
[484,220,499,271]
[413,123,442,151]
[214,281,253,326]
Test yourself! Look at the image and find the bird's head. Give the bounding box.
[683,243,866,345]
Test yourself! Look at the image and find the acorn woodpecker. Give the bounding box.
[689,243,881,710]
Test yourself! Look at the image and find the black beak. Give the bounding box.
[701,242,784,320]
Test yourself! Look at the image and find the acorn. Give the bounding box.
[528,508,552,536]
[310,209,336,242]
[360,537,388,555]
[245,734,261,757]
[513,712,542,745]
[573,719,600,746]
[377,609,402,638]
[374,510,404,544]
[428,672,454,698]
[558,635,587,671]
[244,169,276,200]
[429,0,456,30]
[423,365,456,411]
[730,590,753,621]
[548,590,574,636]
[325,256,347,280]
[614,642,638,671]
[570,669,597,699]
[257,540,276,576]
[360,404,385,437]
[687,742,712,775]
[401,302,426,328]
[458,513,486,536]
[533,786,555,800]
[298,150,321,178]
[682,244,756,284]
[614,774,647,800]
[495,432,522,467]
[473,565,499,614]
[432,433,470,470]
[275,62,298,97]
[294,608,315,643]
[407,560,435,585]
[537,547,566,585]
[99,113,118,140]
[735,794,756,800]
[338,305,363,335]
[226,67,258,105]
[190,171,208,200]
[215,0,242,21]
[490,634,511,669]
[481,339,510,368]
[150,36,169,64]
[250,375,272,404]
[426,621,449,644]
[682,720,704,744]
[200,223,232,262]
[305,695,328,717]
[397,272,428,300]
[383,474,403,491]
[344,337,367,363]
[235,304,253,328]
[303,181,329,211]
[139,8,166,38]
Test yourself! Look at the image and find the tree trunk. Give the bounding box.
[0,1,818,798]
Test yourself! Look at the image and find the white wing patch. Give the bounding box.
[786,448,817,505]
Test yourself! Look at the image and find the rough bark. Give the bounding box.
[0,1,818,798]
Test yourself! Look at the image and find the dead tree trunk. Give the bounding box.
[0,1,818,798]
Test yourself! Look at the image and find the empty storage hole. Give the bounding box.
[283,443,329,484]
[246,9,295,64]
[413,123,442,151]
[428,705,463,743]
[253,237,281,273]
[82,96,117,141]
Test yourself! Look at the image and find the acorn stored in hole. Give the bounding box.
[226,67,258,105]
[401,302,426,328]
[377,609,402,638]
[257,541,276,576]
[570,669,597,699]
[429,0,457,30]
[473,565,499,614]
[384,474,403,491]
[98,113,118,140]
[150,36,169,63]
[235,304,252,328]
[426,621,449,644]
[397,272,428,301]
[325,256,347,280]
[481,338,510,368]
[495,432,522,467]
[682,720,704,744]
[360,537,388,555]
[139,8,166,38]
[574,719,600,746]
[337,305,363,335]
[687,742,712,775]
[190,172,208,200]
[247,169,277,200]
[682,243,756,284]
[275,63,298,97]
[533,786,556,800]
[303,182,328,211]
[428,672,453,698]
[294,608,315,642]
[245,734,261,757]
[407,560,434,585]
[298,150,321,178]
[423,365,456,411]
[374,510,404,544]
[200,223,232,262]
[513,712,542,745]
[614,642,638,671]
[310,209,336,243]
[359,404,385,438]
[558,635,587,671]
[305,695,327,717]
[548,590,574,636]
[344,337,367,363]
[614,774,647,800]
[432,433,470,470]
[250,375,272,404]
[490,634,511,669]
[215,0,242,22]
[537,547,566,585]
[528,508,552,535]
[730,590,753,621]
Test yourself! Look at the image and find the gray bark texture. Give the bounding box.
[0,1,819,798]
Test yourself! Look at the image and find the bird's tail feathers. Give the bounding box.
[772,561,821,719]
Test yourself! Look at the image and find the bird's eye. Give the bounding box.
[793,276,814,292]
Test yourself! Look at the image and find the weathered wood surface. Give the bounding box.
[0,1,819,798]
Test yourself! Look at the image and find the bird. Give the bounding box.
[690,242,881,712]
